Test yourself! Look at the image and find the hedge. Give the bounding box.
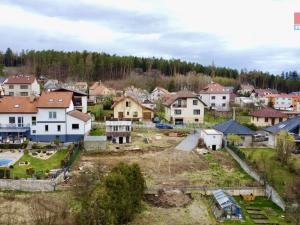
[228,143,246,160]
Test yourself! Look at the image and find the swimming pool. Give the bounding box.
[0,159,13,166]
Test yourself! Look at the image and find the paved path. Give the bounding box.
[175,129,201,151]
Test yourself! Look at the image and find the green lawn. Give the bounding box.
[88,104,113,121]
[223,196,289,225]
[10,149,68,178]
[204,110,250,125]
[241,148,299,196]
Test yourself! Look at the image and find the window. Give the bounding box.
[193,109,201,115]
[222,103,226,107]
[211,103,216,107]
[49,112,57,119]
[174,109,181,115]
[222,96,226,99]
[32,117,36,125]
[45,125,49,132]
[72,124,79,130]
[127,112,130,116]
[9,117,15,124]
[193,100,198,105]
[32,130,36,134]
[20,85,28,89]
[133,111,138,117]
[265,118,268,122]
[17,117,23,127]
[20,92,28,96]
[113,126,118,131]
[9,85,13,89]
[126,126,130,131]
[9,92,14,96]
[195,119,199,122]
[211,96,216,100]
[126,101,130,107]
[57,125,61,132]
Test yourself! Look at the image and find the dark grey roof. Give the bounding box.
[213,119,255,135]
[54,87,87,96]
[264,116,300,134]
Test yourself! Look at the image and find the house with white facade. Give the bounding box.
[106,120,132,144]
[200,129,223,150]
[199,82,230,111]
[0,92,91,143]
[150,87,170,101]
[3,75,40,96]
[163,91,206,125]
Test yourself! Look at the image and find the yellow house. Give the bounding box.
[163,91,205,125]
[250,107,288,127]
[112,96,154,121]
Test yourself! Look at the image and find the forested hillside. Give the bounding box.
[1,48,300,93]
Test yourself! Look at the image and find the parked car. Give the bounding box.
[253,133,268,142]
[155,123,173,129]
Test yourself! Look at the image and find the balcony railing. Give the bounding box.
[172,104,187,108]
[0,124,31,128]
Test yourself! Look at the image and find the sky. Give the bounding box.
[0,0,300,74]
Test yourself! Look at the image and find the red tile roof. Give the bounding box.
[250,107,287,118]
[5,75,36,84]
[37,91,73,108]
[68,110,91,122]
[0,96,38,113]
[199,82,229,94]
[163,90,203,106]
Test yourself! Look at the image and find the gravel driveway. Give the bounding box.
[175,129,201,151]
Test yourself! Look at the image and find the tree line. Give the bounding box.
[1,48,300,93]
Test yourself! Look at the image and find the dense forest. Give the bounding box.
[0,48,300,93]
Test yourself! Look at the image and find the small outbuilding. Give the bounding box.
[213,119,255,147]
[211,189,242,221]
[200,129,223,150]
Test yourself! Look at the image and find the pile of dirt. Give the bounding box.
[145,189,192,208]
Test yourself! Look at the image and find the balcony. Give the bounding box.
[106,131,131,137]
[0,124,31,132]
[172,104,187,108]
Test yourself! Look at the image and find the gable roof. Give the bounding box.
[153,86,170,94]
[5,75,36,84]
[67,110,91,122]
[213,119,255,135]
[37,91,73,108]
[240,84,255,91]
[264,116,300,134]
[0,96,38,113]
[250,107,287,118]
[199,82,229,94]
[54,87,87,96]
[254,88,278,97]
[163,90,205,107]
[112,95,154,111]
[90,81,113,96]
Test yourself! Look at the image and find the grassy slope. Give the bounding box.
[241,148,300,196]
[11,149,68,178]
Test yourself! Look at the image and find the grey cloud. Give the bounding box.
[1,0,169,34]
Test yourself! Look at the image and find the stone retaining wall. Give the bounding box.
[0,179,55,192]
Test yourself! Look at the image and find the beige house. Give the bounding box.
[163,91,205,125]
[89,81,115,103]
[250,107,288,127]
[112,96,154,121]
[3,75,40,96]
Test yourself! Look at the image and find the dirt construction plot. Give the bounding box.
[130,196,216,225]
[77,148,256,189]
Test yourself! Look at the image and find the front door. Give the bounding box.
[271,118,275,125]
[212,145,216,151]
[119,137,123,144]
[118,112,124,119]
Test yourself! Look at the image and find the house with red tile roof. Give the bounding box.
[89,81,115,103]
[250,107,288,127]
[3,75,40,97]
[0,91,91,143]
[150,86,170,101]
[163,90,206,125]
[199,82,230,111]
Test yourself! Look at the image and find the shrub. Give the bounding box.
[24,149,29,155]
[32,152,37,156]
[34,171,44,180]
[42,150,47,154]
[9,165,13,169]
[54,138,60,146]
[25,161,28,165]
[26,167,35,176]
[228,143,246,160]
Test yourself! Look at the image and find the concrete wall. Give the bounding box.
[0,179,55,192]
[84,140,107,151]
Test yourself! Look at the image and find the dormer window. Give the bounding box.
[58,98,63,102]
[48,98,54,102]
[14,104,20,108]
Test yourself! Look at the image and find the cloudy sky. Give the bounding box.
[0,0,300,74]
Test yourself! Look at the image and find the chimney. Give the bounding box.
[232,107,236,120]
[29,95,35,103]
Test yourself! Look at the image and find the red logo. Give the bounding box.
[295,13,300,30]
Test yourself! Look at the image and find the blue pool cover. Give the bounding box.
[0,159,13,166]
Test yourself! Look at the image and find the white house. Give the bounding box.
[200,129,223,150]
[163,91,206,125]
[199,82,230,111]
[0,92,91,143]
[3,75,40,96]
[150,87,170,101]
[105,120,132,144]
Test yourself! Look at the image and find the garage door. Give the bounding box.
[175,118,183,125]
[143,112,152,120]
